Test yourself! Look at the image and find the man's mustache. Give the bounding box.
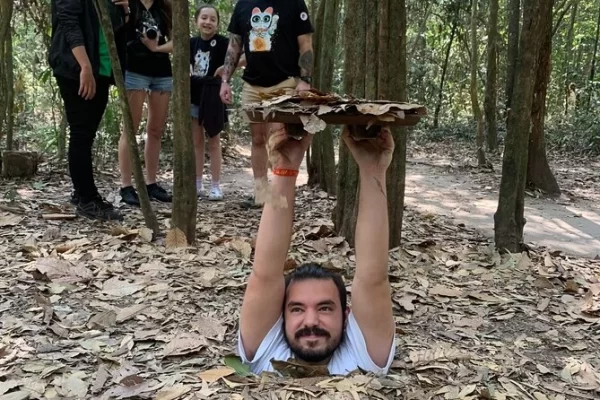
[295,327,330,339]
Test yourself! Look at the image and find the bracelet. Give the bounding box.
[273,168,299,177]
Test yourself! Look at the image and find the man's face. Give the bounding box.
[283,279,346,363]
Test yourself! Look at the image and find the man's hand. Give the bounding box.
[295,79,311,93]
[220,82,232,104]
[268,124,312,171]
[342,126,394,176]
[79,65,96,100]
[214,66,225,77]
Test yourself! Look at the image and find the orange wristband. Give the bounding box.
[273,168,299,177]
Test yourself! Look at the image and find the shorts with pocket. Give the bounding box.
[241,77,298,124]
[125,70,172,92]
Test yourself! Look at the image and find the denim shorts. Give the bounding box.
[191,104,200,119]
[125,71,172,92]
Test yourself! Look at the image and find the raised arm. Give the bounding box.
[297,33,313,91]
[219,34,243,104]
[239,129,312,361]
[343,127,395,368]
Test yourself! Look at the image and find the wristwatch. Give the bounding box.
[300,76,312,85]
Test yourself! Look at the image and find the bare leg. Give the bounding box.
[119,90,146,187]
[145,91,170,184]
[192,119,205,180]
[250,122,268,184]
[208,134,222,184]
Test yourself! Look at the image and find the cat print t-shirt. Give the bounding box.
[190,34,229,78]
[228,0,314,87]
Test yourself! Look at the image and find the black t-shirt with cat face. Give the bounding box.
[227,0,314,87]
[125,0,172,77]
[190,34,229,79]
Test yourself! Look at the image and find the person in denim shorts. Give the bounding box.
[118,0,173,206]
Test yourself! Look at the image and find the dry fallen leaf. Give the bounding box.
[116,304,147,323]
[429,284,462,298]
[163,333,208,357]
[198,367,235,383]
[166,228,188,249]
[139,228,153,242]
[154,384,191,400]
[102,277,146,297]
[230,238,252,259]
[33,258,94,284]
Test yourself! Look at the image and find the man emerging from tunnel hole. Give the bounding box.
[237,125,397,375]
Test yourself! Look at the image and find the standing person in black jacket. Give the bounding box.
[49,0,129,221]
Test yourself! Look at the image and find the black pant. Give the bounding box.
[56,75,110,202]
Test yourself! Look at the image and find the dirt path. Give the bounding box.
[404,159,600,259]
[223,143,600,259]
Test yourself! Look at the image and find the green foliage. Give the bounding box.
[4,0,600,157]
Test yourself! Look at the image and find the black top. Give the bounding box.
[125,0,172,77]
[190,34,229,79]
[228,0,314,87]
[49,0,127,82]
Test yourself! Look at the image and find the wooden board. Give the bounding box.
[244,110,424,127]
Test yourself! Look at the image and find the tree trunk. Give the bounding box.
[495,0,544,253]
[384,0,407,248]
[334,0,365,246]
[506,0,521,113]
[308,0,339,195]
[335,0,407,248]
[484,0,499,152]
[94,0,159,233]
[433,17,457,129]
[563,1,578,115]
[0,0,14,147]
[527,0,560,196]
[469,0,486,166]
[590,1,600,83]
[170,0,197,244]
[5,20,14,150]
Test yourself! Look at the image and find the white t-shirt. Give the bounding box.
[237,311,396,376]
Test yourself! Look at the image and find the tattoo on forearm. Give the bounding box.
[299,50,314,77]
[223,34,243,80]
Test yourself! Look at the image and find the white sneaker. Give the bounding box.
[208,186,223,201]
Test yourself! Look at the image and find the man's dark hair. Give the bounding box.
[194,4,220,24]
[284,263,347,313]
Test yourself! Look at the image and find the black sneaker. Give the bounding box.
[70,192,79,206]
[147,183,172,203]
[120,186,140,206]
[77,197,123,221]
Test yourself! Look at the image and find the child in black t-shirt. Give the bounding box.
[190,4,232,201]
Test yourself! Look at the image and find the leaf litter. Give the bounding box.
[0,155,599,399]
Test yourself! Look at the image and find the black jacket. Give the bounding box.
[49,0,127,83]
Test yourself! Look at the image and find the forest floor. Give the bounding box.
[0,138,599,399]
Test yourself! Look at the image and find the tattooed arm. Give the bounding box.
[297,33,313,91]
[222,34,243,83]
[220,33,243,104]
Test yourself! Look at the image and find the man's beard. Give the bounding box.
[284,326,343,363]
